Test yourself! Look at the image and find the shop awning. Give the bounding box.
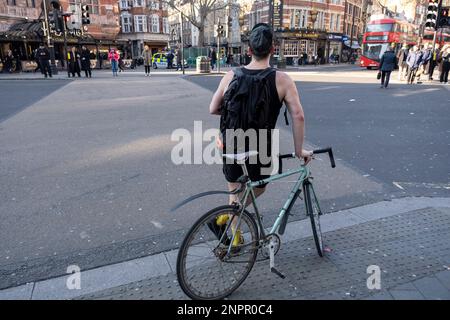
[0,21,44,41]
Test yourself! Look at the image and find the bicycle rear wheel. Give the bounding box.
[176,205,259,300]
[304,182,324,257]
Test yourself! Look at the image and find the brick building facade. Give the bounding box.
[117,0,169,59]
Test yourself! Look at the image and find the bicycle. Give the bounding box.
[173,148,336,300]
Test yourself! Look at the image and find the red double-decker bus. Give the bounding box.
[422,28,450,48]
[360,18,417,69]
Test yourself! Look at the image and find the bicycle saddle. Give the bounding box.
[222,151,258,163]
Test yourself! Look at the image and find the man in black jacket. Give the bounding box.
[80,46,92,78]
[36,43,52,78]
[379,44,397,88]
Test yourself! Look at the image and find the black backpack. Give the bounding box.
[220,67,276,145]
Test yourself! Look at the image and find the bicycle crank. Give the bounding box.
[263,234,285,279]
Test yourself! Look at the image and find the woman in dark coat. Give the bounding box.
[80,46,92,78]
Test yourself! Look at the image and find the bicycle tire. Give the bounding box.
[304,182,324,257]
[176,205,259,300]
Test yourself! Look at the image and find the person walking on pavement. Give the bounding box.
[209,47,217,70]
[428,44,440,81]
[438,45,450,84]
[406,46,422,85]
[378,44,397,89]
[167,50,174,69]
[175,48,182,71]
[396,43,409,81]
[67,47,81,78]
[80,46,92,78]
[36,43,52,78]
[416,45,430,84]
[108,48,120,77]
[142,45,152,76]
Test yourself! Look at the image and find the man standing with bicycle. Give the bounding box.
[208,23,312,223]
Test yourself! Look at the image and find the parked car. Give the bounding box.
[152,53,188,69]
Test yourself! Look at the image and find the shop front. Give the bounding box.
[274,30,328,65]
[327,33,343,63]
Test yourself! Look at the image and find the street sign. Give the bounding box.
[342,35,349,42]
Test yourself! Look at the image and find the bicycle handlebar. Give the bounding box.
[278,147,336,174]
[313,147,336,168]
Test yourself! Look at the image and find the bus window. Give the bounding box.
[366,23,394,32]
[363,43,390,62]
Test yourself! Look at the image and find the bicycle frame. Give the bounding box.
[235,164,311,241]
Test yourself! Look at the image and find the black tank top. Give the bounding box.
[240,67,283,129]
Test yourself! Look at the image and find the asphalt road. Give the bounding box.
[0,67,448,289]
[0,80,70,123]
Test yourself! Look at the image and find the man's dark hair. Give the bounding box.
[249,23,273,60]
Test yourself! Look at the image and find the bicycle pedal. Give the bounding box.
[270,267,286,279]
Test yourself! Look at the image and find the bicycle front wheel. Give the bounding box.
[176,205,259,300]
[304,182,324,257]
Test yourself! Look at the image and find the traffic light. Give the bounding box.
[48,9,63,32]
[227,16,232,29]
[217,24,225,38]
[438,7,450,27]
[425,0,439,30]
[82,5,90,25]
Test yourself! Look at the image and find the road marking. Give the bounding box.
[393,182,405,190]
[393,181,450,190]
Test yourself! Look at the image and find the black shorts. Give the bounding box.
[223,161,271,188]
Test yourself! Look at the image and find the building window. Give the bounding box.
[162,17,169,34]
[161,1,168,10]
[122,15,132,33]
[135,15,147,32]
[83,0,99,14]
[300,10,308,28]
[149,1,159,10]
[134,0,144,7]
[7,0,16,5]
[119,0,129,9]
[284,40,298,57]
[151,15,160,33]
[330,13,335,31]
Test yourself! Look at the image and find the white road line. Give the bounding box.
[393,182,405,190]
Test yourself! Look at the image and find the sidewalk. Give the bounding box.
[0,196,449,300]
[0,63,358,81]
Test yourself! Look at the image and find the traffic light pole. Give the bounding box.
[179,11,185,75]
[42,0,58,74]
[431,0,443,65]
[217,18,221,74]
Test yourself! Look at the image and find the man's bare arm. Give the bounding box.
[209,71,234,115]
[278,72,309,160]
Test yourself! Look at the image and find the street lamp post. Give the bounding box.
[310,9,318,63]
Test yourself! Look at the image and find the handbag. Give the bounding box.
[377,71,381,80]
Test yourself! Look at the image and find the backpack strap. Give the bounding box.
[233,67,245,77]
[257,67,276,78]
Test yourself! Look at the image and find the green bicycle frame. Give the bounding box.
[235,164,312,239]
